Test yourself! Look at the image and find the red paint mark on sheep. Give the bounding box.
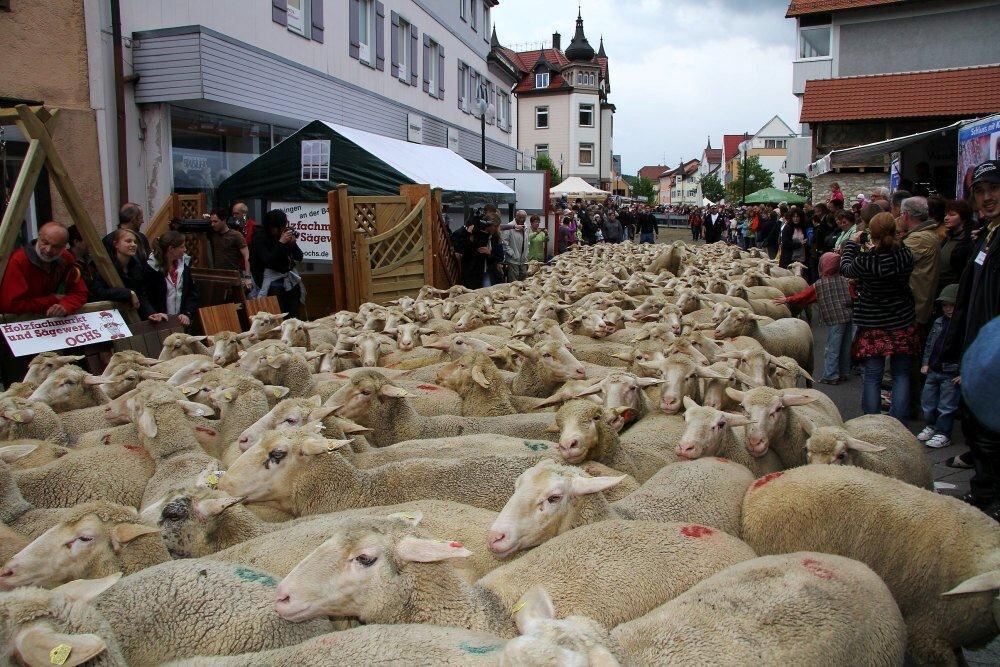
[195,426,217,436]
[714,457,730,463]
[334,373,349,379]
[802,558,834,580]
[417,384,440,391]
[449,541,464,548]
[752,472,784,489]
[102,434,111,445]
[123,444,148,456]
[680,525,715,538]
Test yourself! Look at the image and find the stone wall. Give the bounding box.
[812,172,889,205]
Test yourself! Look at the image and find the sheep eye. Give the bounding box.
[546,495,562,504]
[542,353,552,359]
[264,450,287,468]
[360,389,372,396]
[355,554,377,567]
[283,417,298,424]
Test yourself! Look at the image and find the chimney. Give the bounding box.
[552,31,561,51]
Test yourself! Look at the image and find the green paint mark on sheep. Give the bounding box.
[458,641,503,655]
[234,567,277,587]
[523,440,549,451]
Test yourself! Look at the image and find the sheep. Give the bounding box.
[768,354,814,388]
[487,457,753,557]
[207,330,251,366]
[26,365,109,413]
[102,350,158,376]
[640,352,730,415]
[234,395,371,454]
[714,307,814,375]
[678,398,783,478]
[433,352,520,416]
[238,343,315,397]
[82,364,168,399]
[741,464,1000,666]
[275,516,755,635]
[506,339,588,398]
[325,371,557,448]
[219,426,573,514]
[192,372,282,461]
[246,310,286,342]
[612,552,907,665]
[21,352,84,386]
[553,400,675,482]
[0,502,167,590]
[727,386,842,467]
[277,317,337,350]
[1,459,66,541]
[803,414,933,489]
[158,333,211,360]
[0,441,68,470]
[0,524,28,566]
[746,271,809,296]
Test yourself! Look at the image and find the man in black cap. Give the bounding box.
[944,160,1000,518]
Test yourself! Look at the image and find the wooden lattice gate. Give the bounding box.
[329,184,438,311]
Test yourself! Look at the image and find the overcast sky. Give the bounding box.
[493,0,800,176]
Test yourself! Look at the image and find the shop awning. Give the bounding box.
[217,120,515,208]
[807,120,966,178]
[549,176,609,200]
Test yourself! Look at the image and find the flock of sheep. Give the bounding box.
[0,239,997,666]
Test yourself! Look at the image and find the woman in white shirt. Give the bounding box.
[148,230,199,327]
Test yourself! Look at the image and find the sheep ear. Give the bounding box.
[569,474,626,497]
[845,437,886,453]
[180,401,214,418]
[395,536,472,563]
[943,570,1000,596]
[378,384,409,398]
[333,417,371,435]
[194,496,244,520]
[800,417,816,435]
[636,377,664,387]
[264,385,290,399]
[110,523,160,549]
[544,421,561,434]
[724,412,749,427]
[779,393,816,407]
[733,370,759,388]
[0,443,39,463]
[13,625,108,667]
[300,437,349,456]
[139,370,168,381]
[82,373,109,386]
[725,387,746,403]
[571,383,604,399]
[695,366,728,379]
[470,366,492,389]
[52,573,122,603]
[506,340,535,358]
[137,408,157,439]
[387,510,424,527]
[513,586,556,635]
[682,396,698,410]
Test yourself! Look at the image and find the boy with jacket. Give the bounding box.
[918,284,961,448]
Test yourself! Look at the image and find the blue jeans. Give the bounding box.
[921,370,961,436]
[822,322,853,381]
[639,232,655,244]
[862,354,912,420]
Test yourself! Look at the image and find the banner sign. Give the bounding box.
[271,201,332,261]
[2,309,131,357]
[889,152,902,194]
[957,114,1000,200]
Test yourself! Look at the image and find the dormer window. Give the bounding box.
[535,72,549,89]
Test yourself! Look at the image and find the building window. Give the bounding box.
[395,16,411,82]
[799,26,831,59]
[535,144,549,158]
[483,3,490,41]
[427,40,440,96]
[589,73,596,85]
[460,0,467,21]
[535,106,549,129]
[301,140,331,181]
[579,104,594,127]
[458,61,469,110]
[471,0,478,31]
[358,0,375,63]
[579,143,594,166]
[535,72,549,89]
[498,92,510,131]
[764,139,787,149]
[286,0,310,37]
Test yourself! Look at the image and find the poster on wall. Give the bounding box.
[271,201,332,261]
[957,114,1000,199]
[2,310,131,357]
[889,152,902,194]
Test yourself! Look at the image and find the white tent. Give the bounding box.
[702,197,715,206]
[550,176,609,200]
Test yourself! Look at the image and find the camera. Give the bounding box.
[289,229,300,239]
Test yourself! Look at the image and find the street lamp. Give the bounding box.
[740,131,749,205]
[475,81,496,170]
[558,154,564,181]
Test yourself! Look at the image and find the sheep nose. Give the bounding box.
[676,443,695,458]
[487,531,507,552]
[573,368,587,378]
[747,436,763,447]
[560,438,579,452]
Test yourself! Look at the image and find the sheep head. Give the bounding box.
[27,365,109,413]
[726,386,816,458]
[676,397,748,460]
[22,353,84,387]
[140,487,245,559]
[803,423,885,465]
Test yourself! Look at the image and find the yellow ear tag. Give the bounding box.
[49,644,72,665]
[206,473,220,488]
[399,513,416,520]
[511,600,526,614]
[11,413,22,423]
[224,391,234,401]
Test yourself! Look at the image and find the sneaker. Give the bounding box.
[945,453,973,469]
[916,426,936,442]
[926,434,951,449]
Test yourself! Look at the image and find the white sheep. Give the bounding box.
[678,397,783,478]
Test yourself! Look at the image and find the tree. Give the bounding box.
[535,154,561,185]
[790,175,813,201]
[700,173,724,203]
[725,155,775,203]
[632,176,656,205]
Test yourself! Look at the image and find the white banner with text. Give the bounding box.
[272,201,333,261]
[2,309,132,357]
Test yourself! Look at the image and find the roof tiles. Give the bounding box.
[800,65,1000,123]
[785,0,905,17]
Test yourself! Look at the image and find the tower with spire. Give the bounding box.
[498,7,615,189]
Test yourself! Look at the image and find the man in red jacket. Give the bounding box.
[0,222,88,318]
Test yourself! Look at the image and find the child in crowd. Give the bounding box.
[775,252,855,384]
[917,284,961,448]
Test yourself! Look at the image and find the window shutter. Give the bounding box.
[409,24,418,86]
[375,2,385,71]
[390,12,400,78]
[310,0,323,42]
[457,62,464,109]
[272,0,288,26]
[437,44,445,100]
[349,0,360,59]
[422,35,431,94]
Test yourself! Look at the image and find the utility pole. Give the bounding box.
[741,132,749,205]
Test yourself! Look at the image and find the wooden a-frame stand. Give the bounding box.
[0,104,137,323]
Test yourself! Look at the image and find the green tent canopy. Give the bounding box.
[216,121,515,209]
[743,188,806,205]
